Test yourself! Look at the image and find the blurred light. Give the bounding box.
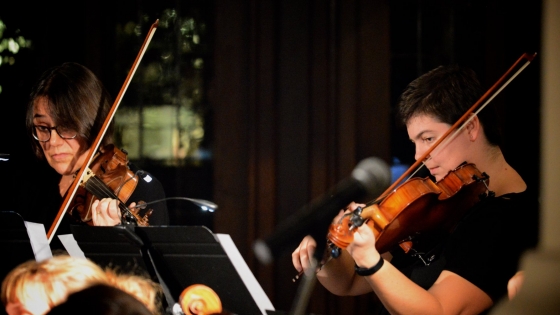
[0,20,5,38]
[124,21,136,35]
[193,58,203,69]
[8,38,19,53]
[134,24,142,37]
[17,36,31,48]
[0,39,7,52]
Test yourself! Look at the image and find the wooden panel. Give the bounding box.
[212,0,251,255]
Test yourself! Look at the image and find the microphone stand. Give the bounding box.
[289,258,318,315]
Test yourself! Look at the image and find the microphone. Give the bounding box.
[253,157,391,265]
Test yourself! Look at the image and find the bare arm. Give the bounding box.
[291,207,373,296]
[291,234,372,296]
[348,223,493,315]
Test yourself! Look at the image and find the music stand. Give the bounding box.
[71,225,273,315]
[69,224,148,273]
[0,211,36,281]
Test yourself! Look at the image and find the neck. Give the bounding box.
[472,145,526,197]
[59,174,76,197]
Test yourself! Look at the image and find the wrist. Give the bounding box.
[354,256,384,276]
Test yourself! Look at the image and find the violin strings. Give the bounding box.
[84,177,134,217]
[86,177,116,198]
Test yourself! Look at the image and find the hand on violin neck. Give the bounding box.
[346,221,380,270]
[91,198,122,226]
[346,202,366,212]
[340,202,367,229]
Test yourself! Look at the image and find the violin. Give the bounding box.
[68,144,152,227]
[327,162,490,255]
[325,52,537,257]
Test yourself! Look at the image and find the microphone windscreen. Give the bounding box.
[253,156,392,265]
[351,156,392,199]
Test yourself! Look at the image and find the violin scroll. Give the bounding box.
[179,284,227,315]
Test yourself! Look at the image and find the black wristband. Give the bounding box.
[355,257,384,276]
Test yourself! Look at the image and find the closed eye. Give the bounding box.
[422,136,435,143]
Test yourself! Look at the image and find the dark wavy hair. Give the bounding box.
[26,62,114,159]
[397,65,502,147]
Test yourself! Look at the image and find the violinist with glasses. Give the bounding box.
[17,62,169,249]
[292,64,539,315]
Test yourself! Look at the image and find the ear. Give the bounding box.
[465,114,481,142]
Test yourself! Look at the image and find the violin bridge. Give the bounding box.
[80,167,96,186]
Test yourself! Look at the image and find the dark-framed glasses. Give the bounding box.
[32,125,78,142]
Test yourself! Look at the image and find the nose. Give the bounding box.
[48,129,64,145]
[414,144,423,161]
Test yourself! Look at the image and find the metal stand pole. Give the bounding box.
[289,258,318,315]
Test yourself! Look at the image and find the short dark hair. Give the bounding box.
[397,65,502,147]
[26,62,114,159]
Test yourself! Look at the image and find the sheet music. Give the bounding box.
[58,234,87,258]
[216,233,275,314]
[23,221,53,261]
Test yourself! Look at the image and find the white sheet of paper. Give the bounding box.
[216,233,275,314]
[23,221,53,262]
[58,234,86,259]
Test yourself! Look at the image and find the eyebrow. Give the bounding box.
[411,130,435,141]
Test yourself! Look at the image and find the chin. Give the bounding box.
[51,165,73,176]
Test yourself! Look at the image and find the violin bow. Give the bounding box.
[372,52,537,205]
[47,20,159,243]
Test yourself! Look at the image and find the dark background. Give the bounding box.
[0,1,541,314]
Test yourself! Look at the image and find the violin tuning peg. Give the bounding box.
[146,209,153,217]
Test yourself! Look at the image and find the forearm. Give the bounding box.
[363,259,444,315]
[316,250,371,296]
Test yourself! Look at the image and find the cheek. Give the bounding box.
[438,140,469,169]
[39,142,48,152]
[69,138,89,155]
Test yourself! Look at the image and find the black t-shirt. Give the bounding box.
[377,189,539,314]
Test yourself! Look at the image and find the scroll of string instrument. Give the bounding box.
[179,284,233,315]
[309,52,538,273]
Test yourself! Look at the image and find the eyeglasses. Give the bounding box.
[32,125,78,142]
